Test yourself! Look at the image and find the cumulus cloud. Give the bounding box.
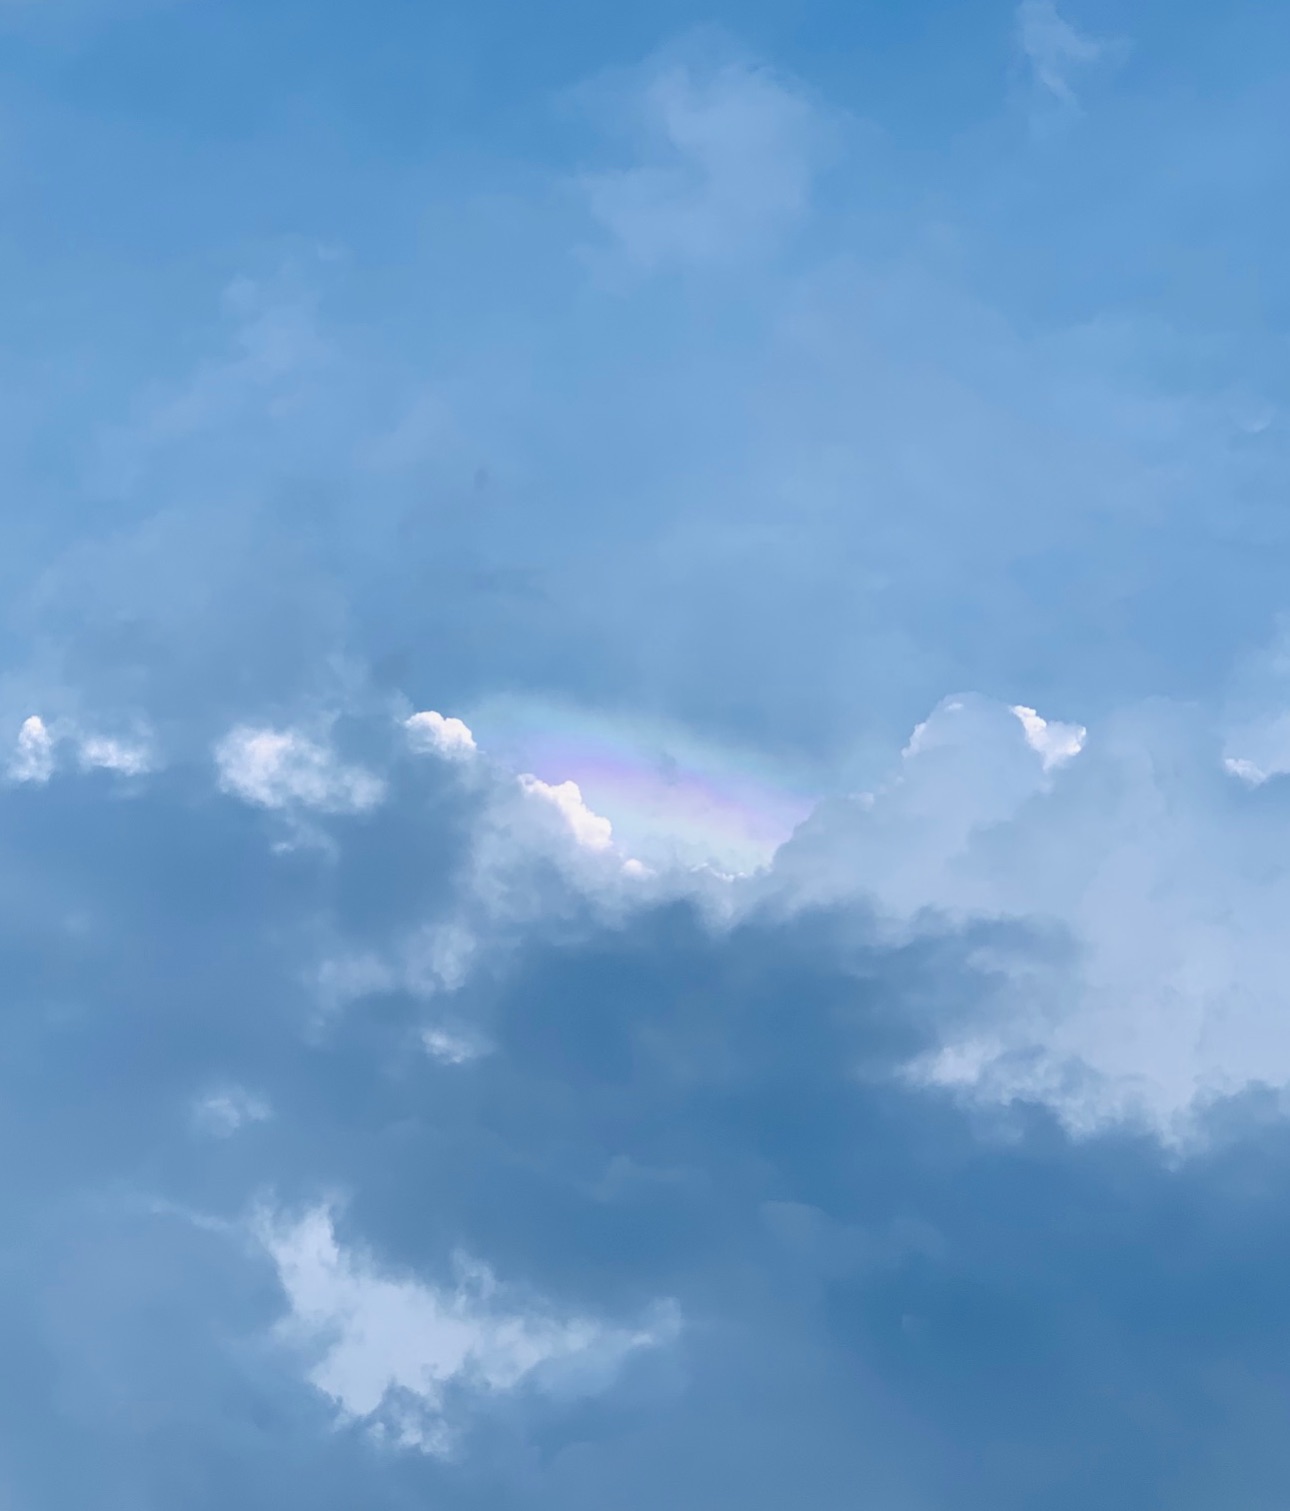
[8,716,153,784]
[6,11,1290,1509]
[3,706,1290,1506]
[192,685,1290,1144]
[204,686,1290,1144]
[215,726,385,813]
[779,693,1290,1134]
[517,774,614,852]
[1010,703,1086,770]
[405,710,477,760]
[8,715,54,783]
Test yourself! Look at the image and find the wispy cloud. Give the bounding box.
[579,52,829,271]
[1016,0,1127,108]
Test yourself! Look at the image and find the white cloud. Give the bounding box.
[467,697,811,877]
[778,693,1290,1135]
[77,733,153,776]
[806,693,1061,915]
[9,715,54,783]
[1221,710,1290,788]
[8,716,154,783]
[1016,0,1122,106]
[1010,704,1086,770]
[1223,756,1266,785]
[215,727,385,814]
[262,1206,677,1454]
[192,1085,271,1137]
[581,58,824,270]
[313,951,396,1014]
[422,1027,486,1065]
[313,923,478,1014]
[405,710,477,760]
[518,774,614,851]
[309,934,488,1063]
[402,921,477,996]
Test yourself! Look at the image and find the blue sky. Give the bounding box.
[5,0,1290,1505]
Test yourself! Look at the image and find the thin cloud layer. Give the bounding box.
[1016,0,1123,105]
[579,56,828,270]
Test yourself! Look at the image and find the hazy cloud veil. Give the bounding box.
[3,0,1290,1506]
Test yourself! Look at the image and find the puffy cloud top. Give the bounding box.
[406,711,478,761]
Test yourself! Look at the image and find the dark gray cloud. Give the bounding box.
[1,738,1290,1508]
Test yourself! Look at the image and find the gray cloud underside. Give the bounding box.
[3,738,1290,1510]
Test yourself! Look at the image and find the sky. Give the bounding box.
[4,0,1290,1505]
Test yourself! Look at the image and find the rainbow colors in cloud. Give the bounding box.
[467,698,817,875]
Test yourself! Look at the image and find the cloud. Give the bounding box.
[579,55,827,270]
[261,1205,677,1455]
[192,1085,272,1136]
[92,274,332,501]
[1010,704,1086,771]
[1223,755,1266,785]
[3,708,1290,1506]
[421,1026,486,1065]
[7,715,153,784]
[405,710,477,761]
[188,689,1290,1145]
[778,692,1290,1135]
[1222,712,1290,787]
[5,14,1290,1508]
[77,733,153,775]
[1016,0,1124,106]
[215,726,385,814]
[8,715,54,783]
[517,774,614,852]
